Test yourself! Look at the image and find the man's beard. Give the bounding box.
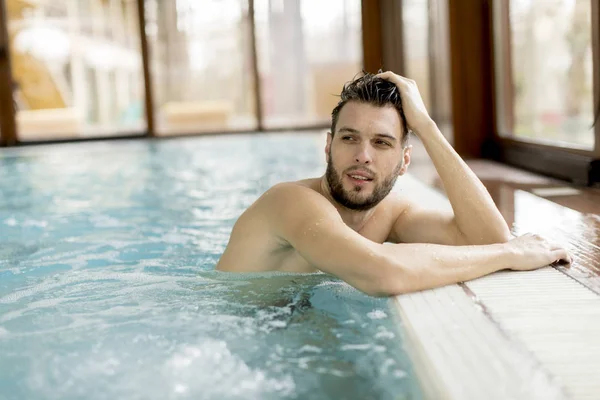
[325,154,402,211]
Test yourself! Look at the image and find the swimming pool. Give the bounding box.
[0,132,423,399]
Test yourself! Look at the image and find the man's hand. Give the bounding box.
[376,71,433,135]
[505,233,572,271]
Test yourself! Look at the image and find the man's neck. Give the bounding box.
[318,176,376,232]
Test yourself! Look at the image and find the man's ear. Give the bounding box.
[398,145,412,176]
[325,132,333,162]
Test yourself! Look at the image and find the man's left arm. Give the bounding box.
[415,121,512,245]
[379,71,512,246]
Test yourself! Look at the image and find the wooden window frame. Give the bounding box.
[485,0,600,185]
[0,0,16,147]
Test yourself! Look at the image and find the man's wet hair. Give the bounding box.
[330,72,410,146]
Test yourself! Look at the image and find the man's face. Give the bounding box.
[325,101,411,211]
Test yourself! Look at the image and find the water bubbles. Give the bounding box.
[367,309,388,320]
[341,343,372,351]
[393,370,408,379]
[298,345,322,354]
[3,218,18,226]
[375,330,395,340]
[174,384,188,394]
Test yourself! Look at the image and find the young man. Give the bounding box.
[216,71,571,297]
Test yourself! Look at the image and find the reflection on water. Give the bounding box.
[0,134,422,400]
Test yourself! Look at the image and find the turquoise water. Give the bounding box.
[0,133,423,399]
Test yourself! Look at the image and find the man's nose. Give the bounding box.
[354,144,373,164]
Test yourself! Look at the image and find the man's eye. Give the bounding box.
[341,136,354,141]
[375,140,391,146]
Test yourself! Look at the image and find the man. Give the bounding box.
[216,71,571,297]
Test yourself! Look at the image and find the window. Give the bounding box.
[6,0,145,141]
[254,0,363,129]
[494,0,595,149]
[146,0,257,135]
[402,0,431,111]
[401,0,452,141]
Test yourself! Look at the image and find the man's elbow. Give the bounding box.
[483,226,513,245]
[359,260,415,297]
[364,279,414,298]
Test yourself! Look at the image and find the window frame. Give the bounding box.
[0,0,16,146]
[488,0,600,185]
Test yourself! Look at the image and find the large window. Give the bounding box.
[494,0,595,149]
[6,0,146,141]
[0,0,365,143]
[254,0,363,129]
[145,0,257,135]
[402,0,431,111]
[401,0,452,141]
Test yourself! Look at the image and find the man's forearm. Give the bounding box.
[378,242,513,295]
[417,121,512,244]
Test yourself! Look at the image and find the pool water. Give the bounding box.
[0,133,423,399]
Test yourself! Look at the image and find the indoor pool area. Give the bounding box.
[1,132,599,399]
[0,133,424,399]
[1,0,600,398]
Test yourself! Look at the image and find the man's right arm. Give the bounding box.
[266,184,570,297]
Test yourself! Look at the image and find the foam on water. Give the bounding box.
[0,134,423,399]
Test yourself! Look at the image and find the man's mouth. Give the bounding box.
[348,174,372,181]
[346,172,374,184]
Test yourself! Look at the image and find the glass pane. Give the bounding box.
[146,0,257,136]
[7,0,146,141]
[402,0,453,143]
[402,0,431,111]
[497,0,594,148]
[255,0,363,129]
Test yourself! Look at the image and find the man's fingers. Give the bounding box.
[376,71,396,83]
[551,249,571,264]
[376,70,394,77]
[376,71,408,86]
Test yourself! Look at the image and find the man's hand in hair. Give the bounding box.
[376,71,433,136]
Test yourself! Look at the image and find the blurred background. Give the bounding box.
[0,0,598,184]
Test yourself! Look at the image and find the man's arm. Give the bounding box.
[378,71,512,246]
[414,122,511,244]
[267,184,569,297]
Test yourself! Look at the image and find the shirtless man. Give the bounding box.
[216,71,571,297]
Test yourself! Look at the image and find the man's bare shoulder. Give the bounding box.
[283,178,321,191]
[216,180,341,273]
[256,179,333,215]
